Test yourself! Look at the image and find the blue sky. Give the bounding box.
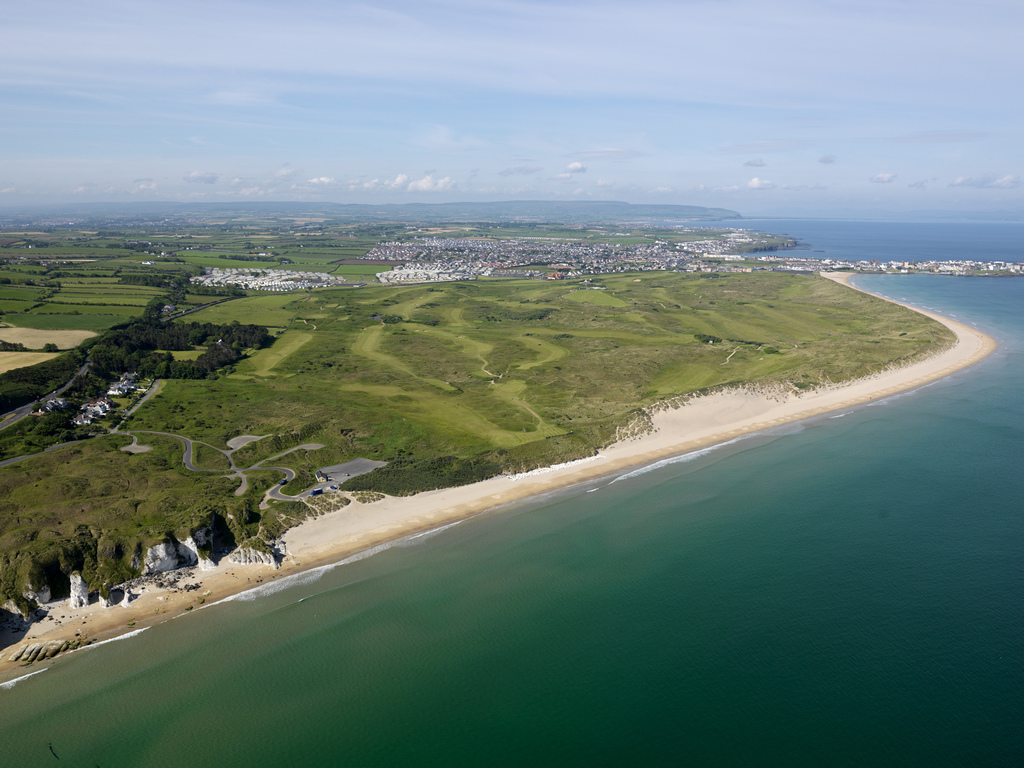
[2,0,1021,216]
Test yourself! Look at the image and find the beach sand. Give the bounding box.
[0,273,997,678]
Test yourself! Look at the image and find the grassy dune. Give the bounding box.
[0,271,956,602]
[118,272,952,472]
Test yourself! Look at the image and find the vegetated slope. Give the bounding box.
[0,272,952,608]
[130,271,952,488]
[0,434,306,614]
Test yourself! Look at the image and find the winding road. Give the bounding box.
[126,430,325,497]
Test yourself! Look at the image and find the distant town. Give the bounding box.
[187,228,1024,290]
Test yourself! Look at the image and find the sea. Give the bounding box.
[1,220,1022,768]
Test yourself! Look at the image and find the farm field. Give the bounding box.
[0,352,60,374]
[0,206,958,612]
[0,327,98,349]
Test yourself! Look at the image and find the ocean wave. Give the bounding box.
[398,520,463,545]
[609,436,750,484]
[1,667,48,690]
[217,535,420,605]
[70,627,150,652]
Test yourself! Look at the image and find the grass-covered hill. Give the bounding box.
[0,272,954,610]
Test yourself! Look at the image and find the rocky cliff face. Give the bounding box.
[179,528,216,571]
[22,581,51,606]
[144,528,217,575]
[68,572,89,609]
[142,541,182,574]
[226,547,279,568]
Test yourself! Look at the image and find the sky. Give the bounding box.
[2,0,1022,217]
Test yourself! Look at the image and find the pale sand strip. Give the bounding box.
[0,274,997,676]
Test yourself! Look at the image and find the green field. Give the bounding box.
[0,212,954,611]
[233,330,314,377]
[184,293,306,326]
[115,272,952,473]
[2,313,133,329]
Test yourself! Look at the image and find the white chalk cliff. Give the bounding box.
[68,572,89,609]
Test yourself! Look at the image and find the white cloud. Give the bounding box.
[348,174,409,191]
[652,186,673,193]
[747,177,774,190]
[305,177,336,186]
[274,166,298,179]
[744,158,766,167]
[551,162,587,181]
[950,174,1020,189]
[407,174,454,192]
[596,179,614,187]
[871,173,897,183]
[909,178,938,190]
[780,183,827,191]
[0,187,15,194]
[714,185,740,192]
[183,170,219,184]
[499,166,542,176]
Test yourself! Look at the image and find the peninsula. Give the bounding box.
[0,264,995,675]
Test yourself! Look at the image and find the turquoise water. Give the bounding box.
[2,226,1023,767]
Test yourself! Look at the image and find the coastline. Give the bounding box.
[0,272,998,681]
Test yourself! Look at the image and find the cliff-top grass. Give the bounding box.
[0,270,954,604]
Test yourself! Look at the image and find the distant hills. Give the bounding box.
[0,200,741,226]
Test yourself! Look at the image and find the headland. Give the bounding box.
[0,273,997,681]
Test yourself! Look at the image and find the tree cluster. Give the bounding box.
[88,317,270,380]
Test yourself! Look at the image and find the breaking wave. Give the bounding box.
[609,435,751,485]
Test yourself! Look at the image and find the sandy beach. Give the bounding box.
[0,273,998,679]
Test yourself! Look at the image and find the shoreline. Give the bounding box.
[0,272,998,682]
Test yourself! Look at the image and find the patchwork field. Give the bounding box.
[0,328,98,349]
[0,352,60,374]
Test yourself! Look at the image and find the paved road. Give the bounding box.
[117,379,162,424]
[0,355,92,431]
[161,297,235,323]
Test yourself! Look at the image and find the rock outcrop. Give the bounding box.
[226,547,279,569]
[6,639,82,663]
[143,541,182,574]
[68,572,89,609]
[23,581,51,606]
[143,528,216,574]
[179,528,216,571]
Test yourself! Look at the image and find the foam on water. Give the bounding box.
[609,435,751,485]
[1,667,47,690]
[398,520,463,545]
[217,521,468,606]
[68,627,150,653]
